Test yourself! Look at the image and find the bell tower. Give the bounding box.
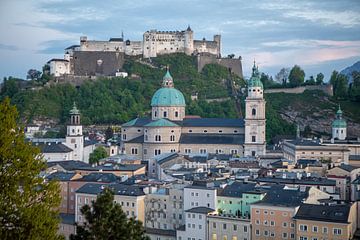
[65,102,84,161]
[244,61,266,157]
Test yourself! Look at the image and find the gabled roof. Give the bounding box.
[47,160,91,171]
[294,203,351,224]
[217,182,257,198]
[78,172,118,183]
[338,164,358,172]
[46,172,78,181]
[254,185,309,207]
[36,142,73,153]
[185,207,215,214]
[180,133,244,145]
[76,183,145,196]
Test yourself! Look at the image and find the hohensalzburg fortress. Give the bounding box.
[79,26,220,58]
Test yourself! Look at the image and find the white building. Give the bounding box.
[48,58,70,77]
[332,105,347,140]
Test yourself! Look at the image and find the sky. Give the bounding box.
[0,0,360,81]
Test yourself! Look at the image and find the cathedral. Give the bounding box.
[121,63,266,164]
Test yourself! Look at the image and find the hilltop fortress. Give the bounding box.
[47,26,242,79]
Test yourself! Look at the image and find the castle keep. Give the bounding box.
[47,26,242,78]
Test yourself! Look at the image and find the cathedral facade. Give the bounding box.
[121,64,266,173]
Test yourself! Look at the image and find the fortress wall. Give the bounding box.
[196,54,243,77]
[265,84,333,96]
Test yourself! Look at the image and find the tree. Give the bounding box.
[349,71,360,102]
[105,126,114,142]
[0,98,62,239]
[316,73,324,85]
[70,188,149,240]
[330,71,348,99]
[305,75,315,85]
[288,65,305,87]
[275,68,290,85]
[27,69,42,80]
[89,146,108,165]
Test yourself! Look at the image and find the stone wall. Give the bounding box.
[196,53,243,77]
[265,84,333,96]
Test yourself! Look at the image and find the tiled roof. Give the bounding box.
[185,207,215,214]
[338,164,358,172]
[35,142,73,153]
[64,45,80,50]
[122,118,152,127]
[294,203,351,223]
[47,160,91,171]
[78,172,119,183]
[254,177,336,186]
[218,182,257,198]
[180,133,244,145]
[254,185,309,207]
[286,139,322,146]
[76,183,145,196]
[145,118,179,127]
[46,172,77,181]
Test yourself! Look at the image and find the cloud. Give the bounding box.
[262,39,360,49]
[0,43,18,51]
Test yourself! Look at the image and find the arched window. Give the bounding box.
[252,108,256,116]
[155,135,161,142]
[154,111,157,117]
[163,111,167,118]
[170,135,175,141]
[175,111,179,117]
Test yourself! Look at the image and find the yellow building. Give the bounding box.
[294,203,357,240]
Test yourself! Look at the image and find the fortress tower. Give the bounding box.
[244,62,266,156]
[65,102,84,161]
[184,25,194,55]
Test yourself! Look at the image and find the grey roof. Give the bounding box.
[180,133,244,145]
[338,164,358,172]
[286,139,322,146]
[254,185,309,207]
[77,164,145,172]
[145,228,176,237]
[76,183,145,196]
[109,37,123,42]
[78,172,119,183]
[218,182,257,198]
[123,118,152,127]
[181,118,244,127]
[254,177,336,186]
[47,58,69,63]
[46,172,77,181]
[47,160,91,171]
[59,213,75,225]
[64,45,80,50]
[127,135,144,143]
[349,155,360,161]
[157,152,179,165]
[185,207,215,214]
[35,142,73,153]
[294,203,351,223]
[84,139,97,147]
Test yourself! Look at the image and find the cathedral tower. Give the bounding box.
[244,62,266,156]
[65,102,84,161]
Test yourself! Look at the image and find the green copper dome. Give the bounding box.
[248,62,263,89]
[332,119,347,128]
[151,70,186,107]
[151,88,186,106]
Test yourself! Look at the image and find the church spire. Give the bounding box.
[162,66,174,88]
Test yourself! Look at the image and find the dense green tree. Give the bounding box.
[70,188,149,240]
[289,65,305,87]
[330,71,348,99]
[305,75,315,85]
[0,98,62,239]
[316,73,324,85]
[27,69,42,80]
[349,71,360,102]
[105,126,114,142]
[89,146,108,165]
[0,77,21,99]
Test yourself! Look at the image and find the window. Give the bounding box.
[312,226,318,232]
[199,225,202,229]
[131,148,138,155]
[299,237,308,240]
[85,198,88,204]
[163,111,167,118]
[282,232,287,239]
[231,149,238,155]
[143,149,147,155]
[322,227,328,233]
[251,151,256,156]
[252,108,256,116]
[333,228,342,235]
[233,224,237,231]
[154,149,161,155]
[122,134,127,140]
[200,148,207,154]
[154,111,157,117]
[170,135,175,141]
[299,224,308,232]
[264,230,269,236]
[255,220,260,225]
[145,135,148,141]
[271,232,275,237]
[216,149,222,154]
[283,222,287,228]
[255,210,260,214]
[213,222,216,228]
[185,148,191,154]
[264,210,268,215]
[175,111,179,117]
[252,136,256,142]
[255,229,260,236]
[155,135,161,141]
[244,226,248,232]
[282,212,288,217]
[270,221,275,226]
[223,223,227,230]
